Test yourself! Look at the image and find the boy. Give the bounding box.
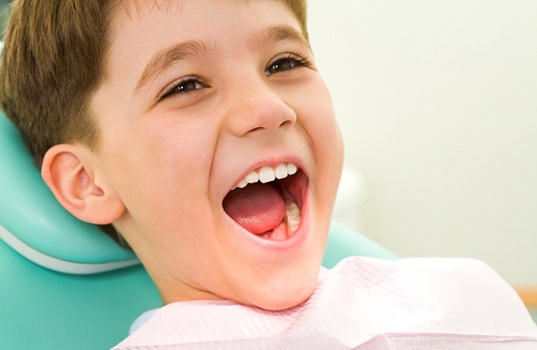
[1,0,536,348]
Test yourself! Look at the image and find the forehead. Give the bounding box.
[103,0,305,77]
[106,0,303,50]
[110,0,298,24]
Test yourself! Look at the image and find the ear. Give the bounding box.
[41,144,125,225]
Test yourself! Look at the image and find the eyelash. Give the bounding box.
[159,76,207,101]
[264,54,312,77]
[159,54,312,101]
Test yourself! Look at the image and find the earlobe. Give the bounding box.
[41,144,125,225]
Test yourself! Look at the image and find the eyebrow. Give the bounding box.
[134,25,310,94]
[134,40,208,93]
[260,24,311,52]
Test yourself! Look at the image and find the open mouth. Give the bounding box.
[223,162,307,241]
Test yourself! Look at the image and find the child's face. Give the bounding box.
[90,0,343,310]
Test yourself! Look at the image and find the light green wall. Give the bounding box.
[311,0,537,286]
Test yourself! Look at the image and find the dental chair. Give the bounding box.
[0,112,397,350]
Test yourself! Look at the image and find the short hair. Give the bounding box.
[0,0,308,247]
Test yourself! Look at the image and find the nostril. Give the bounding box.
[246,120,291,134]
[279,120,293,128]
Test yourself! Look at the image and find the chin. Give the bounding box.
[246,269,320,311]
[263,291,314,311]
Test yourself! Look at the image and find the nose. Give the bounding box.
[223,78,297,137]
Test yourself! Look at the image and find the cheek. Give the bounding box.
[103,122,216,214]
[298,82,344,212]
[298,81,344,163]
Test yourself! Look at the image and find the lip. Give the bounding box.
[218,153,311,252]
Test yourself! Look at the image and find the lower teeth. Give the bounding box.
[285,202,301,235]
[258,203,301,240]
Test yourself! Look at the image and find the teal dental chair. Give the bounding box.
[0,112,396,350]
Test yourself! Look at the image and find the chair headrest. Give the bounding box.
[0,112,139,274]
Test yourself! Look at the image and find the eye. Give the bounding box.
[160,76,207,100]
[264,55,312,77]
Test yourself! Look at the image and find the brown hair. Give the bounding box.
[0,0,308,247]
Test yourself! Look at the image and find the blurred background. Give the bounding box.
[307,0,536,311]
[0,1,9,32]
[0,0,535,314]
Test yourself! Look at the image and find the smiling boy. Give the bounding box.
[1,0,537,349]
[56,0,342,311]
[3,0,343,311]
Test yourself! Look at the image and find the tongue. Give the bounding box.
[223,182,286,234]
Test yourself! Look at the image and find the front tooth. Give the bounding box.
[286,163,297,175]
[259,166,276,183]
[245,171,259,184]
[237,179,248,188]
[275,163,288,179]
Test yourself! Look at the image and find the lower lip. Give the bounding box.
[226,190,311,253]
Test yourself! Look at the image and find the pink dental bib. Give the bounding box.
[114,257,537,349]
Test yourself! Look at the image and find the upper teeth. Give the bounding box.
[233,162,298,190]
